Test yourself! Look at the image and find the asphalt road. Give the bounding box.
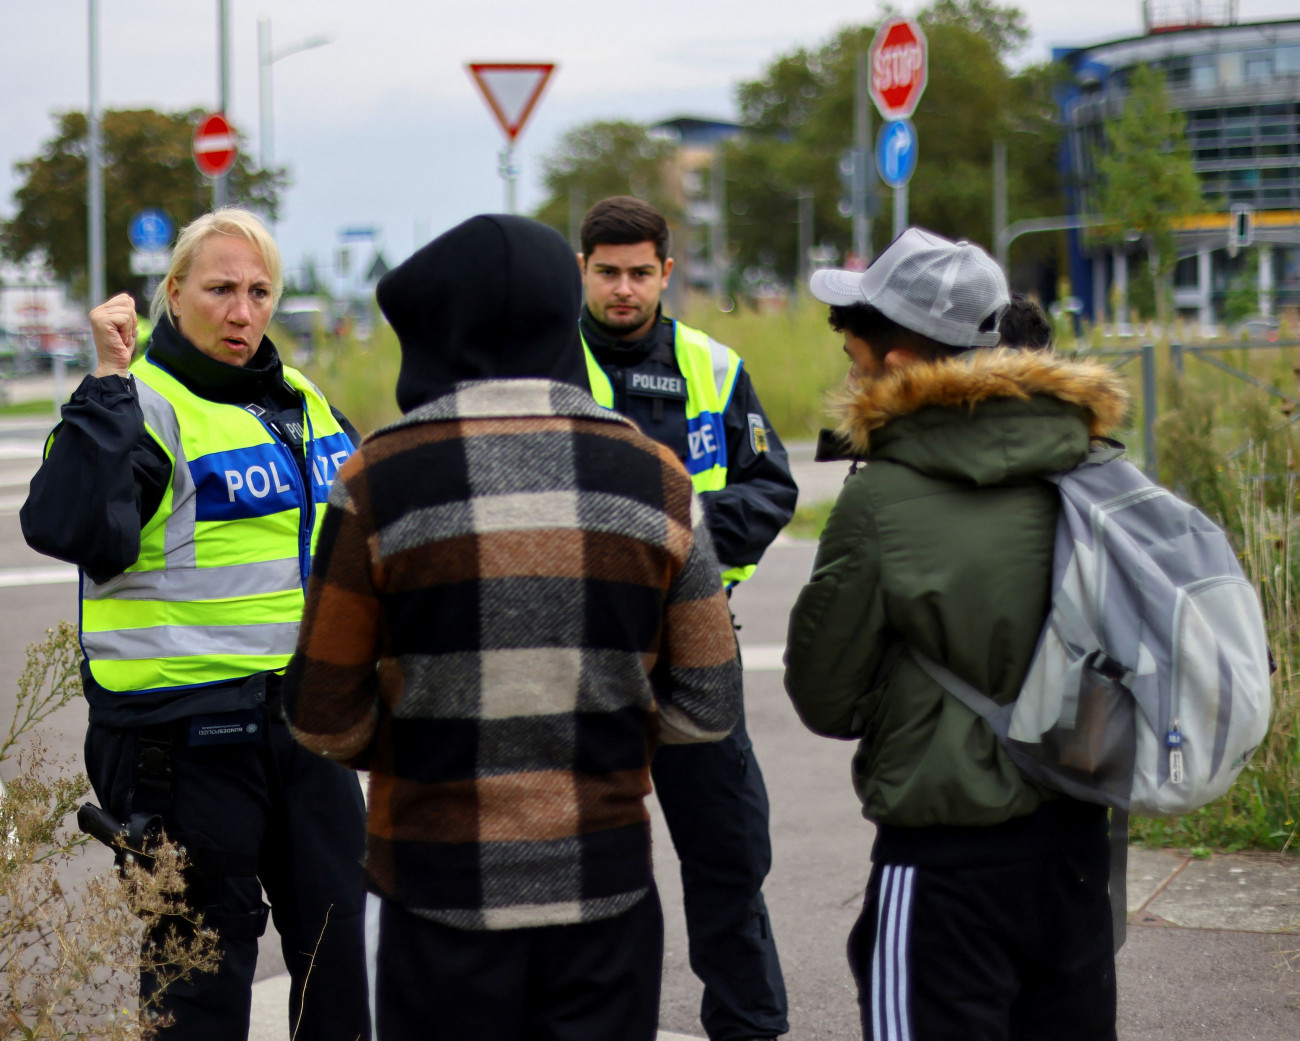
[4,410,1300,1040]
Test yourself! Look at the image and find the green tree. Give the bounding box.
[532,121,679,244]
[924,0,1030,58]
[2,109,285,304]
[1095,64,1201,327]
[726,1,1061,286]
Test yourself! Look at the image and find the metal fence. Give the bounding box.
[1078,340,1300,481]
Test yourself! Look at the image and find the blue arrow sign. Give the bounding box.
[128,208,174,252]
[876,120,918,189]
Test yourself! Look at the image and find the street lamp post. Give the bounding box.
[87,0,104,308]
[215,0,230,209]
[257,20,332,205]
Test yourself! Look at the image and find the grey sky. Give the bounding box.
[5,1,1299,285]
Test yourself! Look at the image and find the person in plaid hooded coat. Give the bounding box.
[282,213,742,1041]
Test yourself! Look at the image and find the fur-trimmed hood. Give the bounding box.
[840,348,1128,451]
[835,348,1130,486]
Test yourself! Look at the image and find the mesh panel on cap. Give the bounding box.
[866,231,1008,347]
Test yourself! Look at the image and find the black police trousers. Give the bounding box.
[85,711,370,1041]
[652,704,789,1041]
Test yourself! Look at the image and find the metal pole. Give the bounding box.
[993,139,1008,271]
[86,0,105,310]
[893,183,908,239]
[501,147,517,214]
[1142,342,1158,481]
[568,184,585,250]
[258,19,271,169]
[214,0,230,209]
[711,149,727,299]
[797,189,813,291]
[53,355,67,417]
[854,53,871,262]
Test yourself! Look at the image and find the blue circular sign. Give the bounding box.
[876,120,918,189]
[128,208,174,252]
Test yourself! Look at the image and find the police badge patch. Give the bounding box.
[748,413,769,453]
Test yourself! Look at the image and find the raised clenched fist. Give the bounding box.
[89,293,139,378]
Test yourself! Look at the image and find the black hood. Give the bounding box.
[376,214,587,412]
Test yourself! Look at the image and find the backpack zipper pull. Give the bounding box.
[1166,721,1185,784]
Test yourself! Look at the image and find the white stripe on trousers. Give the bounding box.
[365,892,382,1039]
[871,864,916,1041]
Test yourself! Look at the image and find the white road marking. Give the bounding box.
[0,565,77,587]
[0,441,42,459]
[741,643,785,672]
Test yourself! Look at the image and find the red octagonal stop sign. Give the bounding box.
[869,17,929,122]
[193,112,237,178]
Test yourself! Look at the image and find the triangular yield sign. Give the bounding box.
[468,63,556,142]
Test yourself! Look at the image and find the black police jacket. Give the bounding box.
[580,307,798,572]
[20,319,360,727]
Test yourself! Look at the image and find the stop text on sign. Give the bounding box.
[873,42,924,93]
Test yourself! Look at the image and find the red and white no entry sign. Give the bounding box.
[869,18,929,122]
[193,112,238,178]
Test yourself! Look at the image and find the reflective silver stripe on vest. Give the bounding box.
[83,557,301,601]
[134,377,198,568]
[707,337,731,399]
[81,620,301,661]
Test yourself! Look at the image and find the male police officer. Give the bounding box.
[579,196,796,1041]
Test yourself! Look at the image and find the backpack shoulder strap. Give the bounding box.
[1083,436,1126,466]
[909,648,1009,740]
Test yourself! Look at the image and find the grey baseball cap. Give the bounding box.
[810,228,1009,348]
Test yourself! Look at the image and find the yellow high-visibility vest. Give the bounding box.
[584,320,755,585]
[80,356,352,693]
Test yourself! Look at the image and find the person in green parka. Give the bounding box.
[784,228,1129,1041]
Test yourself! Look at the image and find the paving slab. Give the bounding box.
[1127,847,1188,914]
[1143,851,1300,933]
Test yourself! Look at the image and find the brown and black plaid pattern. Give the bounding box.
[284,379,741,929]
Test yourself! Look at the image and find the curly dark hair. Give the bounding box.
[827,303,961,364]
[998,293,1053,350]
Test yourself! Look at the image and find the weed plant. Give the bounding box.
[1,623,221,1038]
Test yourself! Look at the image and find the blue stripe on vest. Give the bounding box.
[190,443,303,522]
[309,432,355,495]
[685,411,726,475]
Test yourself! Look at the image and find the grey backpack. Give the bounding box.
[913,443,1272,941]
[916,443,1271,816]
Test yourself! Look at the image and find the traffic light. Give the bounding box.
[1229,206,1254,257]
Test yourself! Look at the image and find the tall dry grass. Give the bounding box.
[301,294,848,443]
[676,293,849,442]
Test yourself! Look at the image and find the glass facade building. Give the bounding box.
[1057,18,1300,327]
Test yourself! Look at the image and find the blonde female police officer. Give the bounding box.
[22,209,369,1041]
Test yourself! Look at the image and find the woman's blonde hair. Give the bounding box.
[150,208,284,326]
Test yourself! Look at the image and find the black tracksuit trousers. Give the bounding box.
[849,800,1117,1041]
